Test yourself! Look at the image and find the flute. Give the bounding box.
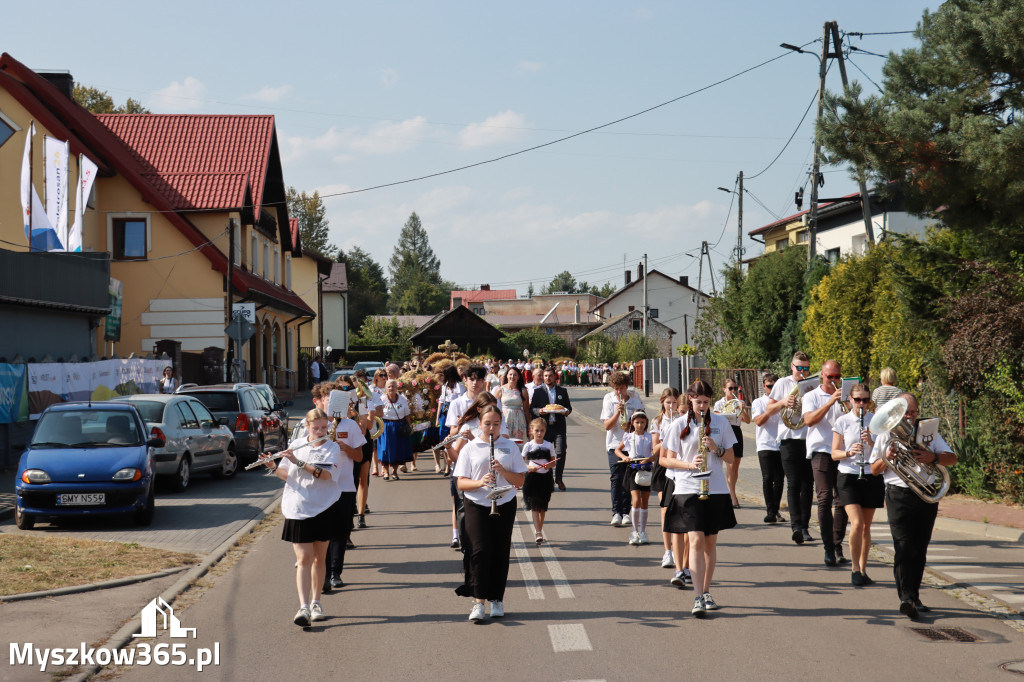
[431,430,471,453]
[244,436,329,470]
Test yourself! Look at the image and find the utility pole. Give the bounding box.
[829,23,875,245]
[808,21,830,264]
[226,218,235,382]
[642,253,648,337]
[735,171,744,273]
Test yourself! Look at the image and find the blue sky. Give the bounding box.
[6,0,938,295]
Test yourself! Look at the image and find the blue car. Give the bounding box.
[15,402,162,530]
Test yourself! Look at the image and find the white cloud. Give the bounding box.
[458,110,528,149]
[379,68,398,88]
[151,77,206,112]
[347,116,430,155]
[242,84,291,104]
[280,126,350,164]
[517,61,543,74]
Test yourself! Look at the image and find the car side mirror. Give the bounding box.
[273,403,284,411]
[217,417,230,426]
[148,437,166,448]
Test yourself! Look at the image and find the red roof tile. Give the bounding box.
[140,172,249,210]
[450,289,517,307]
[322,262,348,292]
[96,114,274,214]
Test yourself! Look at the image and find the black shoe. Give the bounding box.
[851,571,867,586]
[330,575,344,589]
[450,538,461,550]
[792,529,804,545]
[774,513,787,523]
[914,599,930,613]
[802,529,814,542]
[899,600,919,620]
[862,574,875,585]
[322,581,332,594]
[364,505,371,514]
[357,514,367,529]
[824,548,838,567]
[764,514,775,523]
[346,538,355,549]
[835,547,850,564]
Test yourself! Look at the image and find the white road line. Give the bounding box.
[941,571,1019,580]
[549,623,593,652]
[538,542,576,599]
[511,522,545,600]
[926,556,979,561]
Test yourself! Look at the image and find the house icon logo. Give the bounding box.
[133,596,197,639]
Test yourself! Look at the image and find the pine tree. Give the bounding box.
[287,187,335,257]
[387,212,449,314]
[338,245,388,330]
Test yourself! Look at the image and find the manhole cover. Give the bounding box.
[911,627,982,642]
[1001,660,1024,675]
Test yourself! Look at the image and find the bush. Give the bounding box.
[614,333,660,363]
[498,327,569,361]
[577,333,615,364]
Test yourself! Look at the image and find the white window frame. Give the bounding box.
[273,246,280,284]
[250,232,258,273]
[285,253,293,289]
[106,213,152,260]
[263,241,270,279]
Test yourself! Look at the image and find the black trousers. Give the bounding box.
[757,449,785,517]
[607,449,631,516]
[326,491,356,578]
[780,439,813,532]
[811,452,848,551]
[886,485,938,603]
[547,433,567,484]
[463,497,517,601]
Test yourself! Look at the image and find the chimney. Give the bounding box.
[480,284,490,291]
[679,275,688,287]
[39,72,74,101]
[574,301,581,324]
[637,263,644,280]
[625,270,632,285]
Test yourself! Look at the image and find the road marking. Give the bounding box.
[941,571,1019,580]
[970,585,1024,603]
[548,623,593,652]
[538,542,576,599]
[512,522,545,600]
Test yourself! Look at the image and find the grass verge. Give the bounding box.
[0,535,198,596]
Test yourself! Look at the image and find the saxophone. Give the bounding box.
[697,410,710,501]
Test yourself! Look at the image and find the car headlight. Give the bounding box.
[21,469,51,484]
[113,468,142,482]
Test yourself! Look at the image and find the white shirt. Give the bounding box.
[620,431,654,467]
[327,418,366,492]
[447,393,477,432]
[871,430,951,489]
[279,437,342,519]
[663,412,737,495]
[833,410,873,475]
[600,390,646,450]
[453,436,528,506]
[750,395,780,452]
[801,386,845,455]
[654,413,684,445]
[768,375,807,440]
[381,394,410,420]
[522,439,554,475]
[526,381,545,402]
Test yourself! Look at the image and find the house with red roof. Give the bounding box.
[449,285,516,314]
[0,53,330,388]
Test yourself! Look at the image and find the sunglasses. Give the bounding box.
[851,397,869,403]
[793,365,810,371]
[764,383,775,390]
[823,374,842,380]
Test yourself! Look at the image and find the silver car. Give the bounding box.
[110,395,237,492]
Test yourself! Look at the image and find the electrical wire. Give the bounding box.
[846,56,885,93]
[848,46,887,58]
[847,30,914,36]
[744,188,781,221]
[746,89,818,181]
[709,177,738,250]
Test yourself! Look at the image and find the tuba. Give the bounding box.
[354,378,385,440]
[869,397,950,503]
[780,384,806,430]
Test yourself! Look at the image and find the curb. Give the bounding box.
[0,565,191,604]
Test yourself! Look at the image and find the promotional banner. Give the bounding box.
[68,153,98,253]
[105,278,123,342]
[90,359,170,400]
[20,122,60,252]
[62,363,92,402]
[26,362,65,419]
[0,364,28,424]
[26,359,171,416]
[44,135,69,250]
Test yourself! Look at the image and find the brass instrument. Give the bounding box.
[696,410,711,501]
[487,434,514,514]
[830,378,851,414]
[714,398,743,416]
[780,384,806,430]
[619,398,629,430]
[245,436,329,470]
[869,397,950,503]
[354,378,385,440]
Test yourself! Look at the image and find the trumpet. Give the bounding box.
[244,436,329,470]
[354,377,385,440]
[619,398,629,430]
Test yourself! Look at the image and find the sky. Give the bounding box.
[5,0,939,296]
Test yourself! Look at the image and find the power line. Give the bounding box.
[710,176,738,249]
[846,56,885,93]
[744,188,781,220]
[847,30,914,36]
[746,88,817,180]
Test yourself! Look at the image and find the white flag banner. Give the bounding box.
[44,135,69,250]
[20,122,59,251]
[20,121,34,240]
[68,153,98,253]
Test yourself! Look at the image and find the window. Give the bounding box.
[825,247,841,263]
[796,230,808,244]
[263,241,269,279]
[631,318,642,331]
[0,113,15,150]
[285,254,292,288]
[273,246,280,283]
[110,217,149,260]
[776,238,789,251]
[175,401,200,429]
[189,400,216,428]
[250,233,258,272]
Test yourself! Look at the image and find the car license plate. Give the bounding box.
[56,493,105,506]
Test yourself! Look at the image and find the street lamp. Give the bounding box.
[717,177,744,268]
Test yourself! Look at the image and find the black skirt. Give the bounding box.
[659,477,675,507]
[522,472,554,511]
[731,424,744,458]
[838,472,885,508]
[624,467,653,492]
[663,492,737,535]
[651,458,668,493]
[280,496,344,544]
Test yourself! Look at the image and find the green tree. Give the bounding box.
[578,333,616,364]
[543,270,578,294]
[338,245,388,331]
[614,333,660,364]
[498,327,569,361]
[351,315,417,346]
[73,84,151,114]
[287,187,335,258]
[594,281,616,299]
[387,212,451,314]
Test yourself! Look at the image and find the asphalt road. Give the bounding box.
[94,388,1024,681]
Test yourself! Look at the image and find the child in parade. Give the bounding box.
[615,410,655,545]
[522,418,555,544]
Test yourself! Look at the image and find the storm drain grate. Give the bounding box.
[911,627,982,642]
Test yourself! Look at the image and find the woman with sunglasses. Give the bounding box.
[714,380,750,508]
[751,373,785,524]
[831,383,882,586]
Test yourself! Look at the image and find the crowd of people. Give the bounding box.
[260,355,957,626]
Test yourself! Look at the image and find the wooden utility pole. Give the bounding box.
[642,253,648,337]
[735,171,744,272]
[808,21,831,264]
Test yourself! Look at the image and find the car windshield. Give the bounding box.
[121,400,166,423]
[32,409,142,447]
[189,392,240,412]
[253,386,276,406]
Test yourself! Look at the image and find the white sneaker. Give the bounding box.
[489,600,505,618]
[469,603,487,621]
[618,516,631,527]
[628,531,640,545]
[293,607,311,627]
[702,592,720,610]
[310,602,325,622]
[692,596,706,618]
[638,531,650,545]
[661,550,675,568]
[610,513,622,526]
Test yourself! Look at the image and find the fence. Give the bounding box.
[692,368,768,401]
[640,356,708,397]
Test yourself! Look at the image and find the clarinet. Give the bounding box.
[489,434,499,516]
[857,406,865,479]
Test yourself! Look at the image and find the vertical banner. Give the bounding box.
[105,278,123,342]
[68,153,98,253]
[26,363,65,419]
[0,364,28,424]
[20,123,59,251]
[44,135,69,250]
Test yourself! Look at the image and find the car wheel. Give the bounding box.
[134,487,155,526]
[173,455,191,492]
[14,506,34,530]
[215,446,239,479]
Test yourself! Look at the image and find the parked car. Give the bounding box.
[328,367,354,383]
[249,383,293,441]
[109,394,237,491]
[15,402,160,530]
[176,383,284,462]
[352,361,385,376]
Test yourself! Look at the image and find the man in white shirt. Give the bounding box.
[526,370,546,403]
[599,371,645,526]
[762,351,815,545]
[751,372,785,524]
[801,359,849,567]
[870,393,957,620]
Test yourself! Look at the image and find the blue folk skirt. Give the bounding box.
[379,419,413,464]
